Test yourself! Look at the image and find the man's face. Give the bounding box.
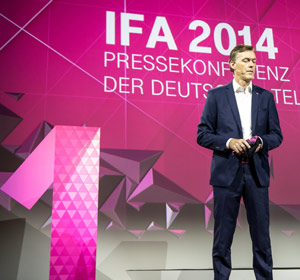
[230,50,256,82]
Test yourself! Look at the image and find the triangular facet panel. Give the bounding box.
[168,230,186,238]
[100,149,162,183]
[128,230,146,239]
[4,92,25,101]
[281,230,295,238]
[15,121,54,159]
[279,205,300,222]
[147,221,164,231]
[100,178,126,228]
[128,169,199,203]
[166,203,180,229]
[0,104,22,143]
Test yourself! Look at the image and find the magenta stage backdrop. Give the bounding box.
[0,0,299,204]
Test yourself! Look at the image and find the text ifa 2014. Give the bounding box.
[106,11,278,59]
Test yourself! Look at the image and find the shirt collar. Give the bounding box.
[232,79,252,94]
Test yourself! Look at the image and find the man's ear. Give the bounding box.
[229,61,235,71]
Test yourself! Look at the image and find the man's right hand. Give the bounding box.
[229,138,251,154]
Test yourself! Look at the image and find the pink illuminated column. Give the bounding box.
[49,126,100,280]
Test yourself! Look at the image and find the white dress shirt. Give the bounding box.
[232,79,253,140]
[226,79,253,148]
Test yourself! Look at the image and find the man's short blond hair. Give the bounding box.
[229,45,255,73]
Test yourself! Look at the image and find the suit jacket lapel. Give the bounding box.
[251,85,259,135]
[226,83,243,137]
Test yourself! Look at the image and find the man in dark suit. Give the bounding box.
[197,45,283,280]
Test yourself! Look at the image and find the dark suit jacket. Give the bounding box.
[197,82,283,187]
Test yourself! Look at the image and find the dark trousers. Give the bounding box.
[213,162,273,280]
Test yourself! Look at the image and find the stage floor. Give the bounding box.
[127,268,300,280]
[1,196,300,279]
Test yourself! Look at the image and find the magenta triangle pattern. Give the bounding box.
[49,126,100,280]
